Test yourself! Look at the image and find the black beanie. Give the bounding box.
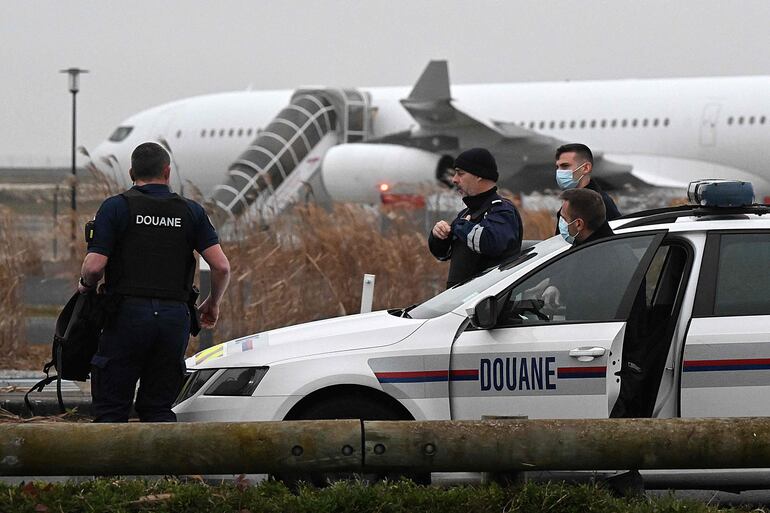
[454,147,498,181]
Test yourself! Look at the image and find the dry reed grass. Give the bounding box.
[209,203,557,345]
[212,204,446,342]
[0,207,42,356]
[3,161,559,367]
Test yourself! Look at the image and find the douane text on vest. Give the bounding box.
[136,215,182,227]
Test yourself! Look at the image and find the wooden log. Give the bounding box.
[363,418,770,472]
[6,418,770,477]
[0,420,360,476]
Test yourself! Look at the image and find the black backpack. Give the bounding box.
[24,291,110,415]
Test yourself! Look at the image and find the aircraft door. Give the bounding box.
[449,232,665,420]
[681,232,770,417]
[699,103,721,147]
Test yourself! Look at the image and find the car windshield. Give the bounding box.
[408,236,568,319]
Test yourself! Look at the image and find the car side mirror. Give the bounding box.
[468,296,499,330]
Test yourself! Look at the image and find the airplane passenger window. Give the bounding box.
[176,130,182,138]
[539,121,545,129]
[549,121,555,129]
[108,126,133,142]
[600,120,606,128]
[228,129,234,137]
[570,120,576,128]
[761,116,766,124]
[247,128,253,136]
[727,117,734,125]
[642,119,648,127]
[611,120,617,128]
[580,120,586,128]
[238,128,243,136]
[632,119,638,127]
[209,129,215,137]
[219,129,225,137]
[559,121,566,129]
[749,116,755,125]
[529,121,535,129]
[200,130,206,138]
[622,119,628,127]
[590,120,596,128]
[653,119,659,127]
[738,117,745,125]
[663,118,670,127]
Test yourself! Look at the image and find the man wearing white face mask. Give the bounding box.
[538,188,614,314]
[558,188,613,246]
[554,143,620,235]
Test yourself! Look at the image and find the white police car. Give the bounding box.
[174,180,770,426]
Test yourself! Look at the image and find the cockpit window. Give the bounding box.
[108,126,133,142]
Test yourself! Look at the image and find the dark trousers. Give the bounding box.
[91,297,190,422]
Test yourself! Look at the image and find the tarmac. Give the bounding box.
[0,372,91,417]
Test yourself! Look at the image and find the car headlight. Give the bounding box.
[204,367,269,396]
[175,368,217,405]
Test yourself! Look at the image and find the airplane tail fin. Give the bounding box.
[408,60,451,101]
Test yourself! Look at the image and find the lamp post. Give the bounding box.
[60,67,88,259]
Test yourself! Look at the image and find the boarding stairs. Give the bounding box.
[211,88,372,222]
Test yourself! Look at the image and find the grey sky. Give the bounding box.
[2,0,769,166]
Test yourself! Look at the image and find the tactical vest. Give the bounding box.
[446,194,522,288]
[105,189,195,302]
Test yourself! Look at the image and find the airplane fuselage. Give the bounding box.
[91,75,770,199]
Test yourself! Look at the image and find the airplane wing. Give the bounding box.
[401,61,574,143]
[383,60,638,192]
[399,61,500,135]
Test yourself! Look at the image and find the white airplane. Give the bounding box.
[89,60,770,219]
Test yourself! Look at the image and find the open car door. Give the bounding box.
[449,232,666,420]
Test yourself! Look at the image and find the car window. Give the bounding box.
[496,234,659,326]
[408,236,568,319]
[714,233,770,316]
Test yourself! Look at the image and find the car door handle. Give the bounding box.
[569,347,606,362]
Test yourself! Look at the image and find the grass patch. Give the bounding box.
[0,478,748,513]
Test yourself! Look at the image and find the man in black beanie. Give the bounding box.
[429,147,523,288]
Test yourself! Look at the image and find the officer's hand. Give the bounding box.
[432,220,451,239]
[198,297,220,329]
[542,285,561,309]
[77,278,96,295]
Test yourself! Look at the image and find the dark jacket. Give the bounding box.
[575,220,615,246]
[429,187,523,288]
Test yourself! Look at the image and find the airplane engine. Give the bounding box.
[320,143,453,203]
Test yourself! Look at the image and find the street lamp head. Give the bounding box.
[59,68,89,94]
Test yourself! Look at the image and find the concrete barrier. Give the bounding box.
[3,418,770,476]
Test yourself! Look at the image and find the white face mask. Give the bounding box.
[555,162,588,190]
[558,216,578,244]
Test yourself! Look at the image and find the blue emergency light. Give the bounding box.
[687,179,755,208]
